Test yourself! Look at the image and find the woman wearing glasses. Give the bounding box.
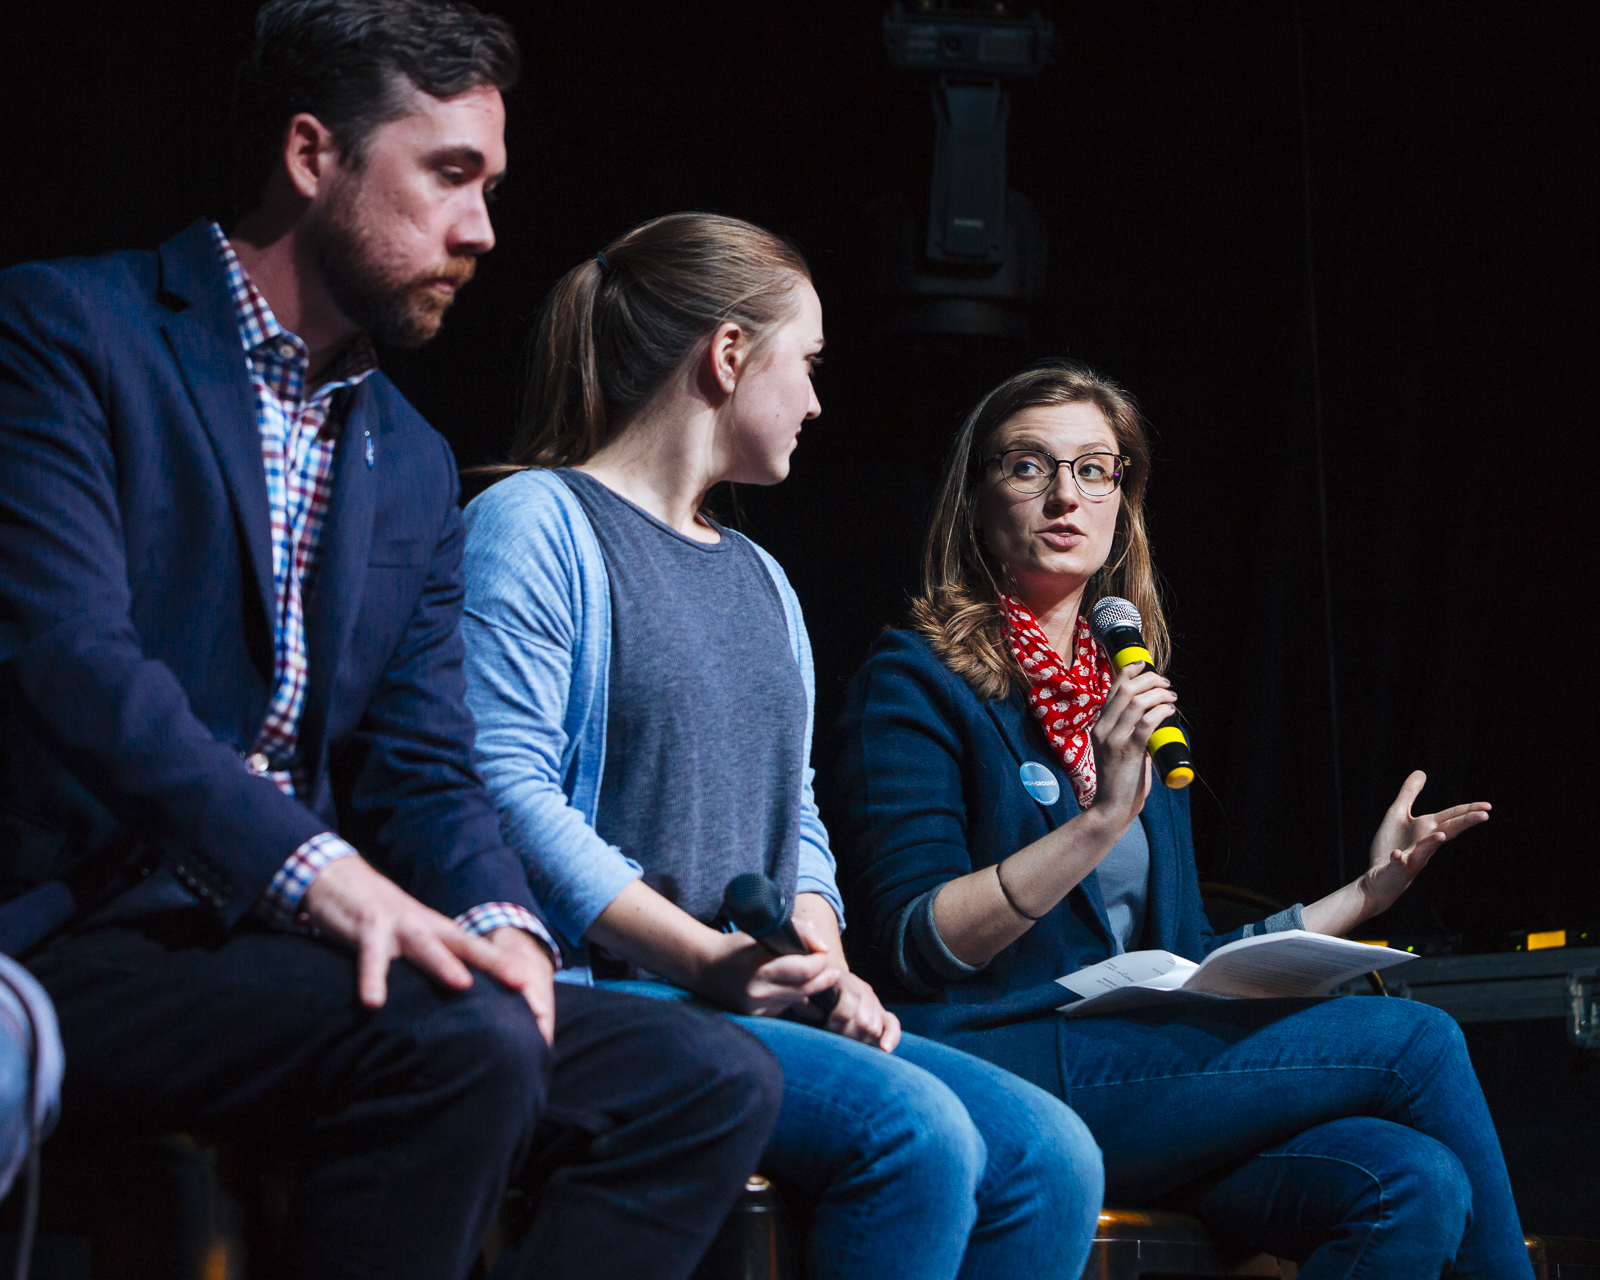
[834,360,1530,1279]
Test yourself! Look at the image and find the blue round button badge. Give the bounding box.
[1019,761,1060,805]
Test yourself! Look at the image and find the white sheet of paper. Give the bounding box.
[1055,950,1193,999]
[1054,931,1418,1016]
[1185,932,1416,998]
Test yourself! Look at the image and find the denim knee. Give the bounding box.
[1201,1117,1472,1274]
[1315,1118,1472,1266]
[1008,1094,1103,1261]
[1029,1100,1104,1213]
[1358,996,1469,1073]
[0,1030,28,1198]
[1385,1130,1471,1259]
[874,1069,988,1204]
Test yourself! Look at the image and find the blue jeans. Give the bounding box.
[599,981,1103,1280]
[0,953,62,1202]
[1054,994,1531,1280]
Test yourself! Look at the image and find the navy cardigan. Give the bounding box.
[834,629,1263,1092]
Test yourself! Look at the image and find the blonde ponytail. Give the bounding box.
[510,212,810,469]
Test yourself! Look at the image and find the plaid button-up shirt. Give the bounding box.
[209,225,550,954]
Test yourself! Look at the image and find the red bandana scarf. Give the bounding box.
[1000,592,1113,807]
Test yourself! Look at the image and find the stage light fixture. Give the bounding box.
[869,3,1055,341]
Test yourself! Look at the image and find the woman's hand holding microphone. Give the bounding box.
[1087,663,1179,829]
[932,660,1180,969]
[696,885,901,1051]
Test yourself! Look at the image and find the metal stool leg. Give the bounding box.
[692,1176,801,1280]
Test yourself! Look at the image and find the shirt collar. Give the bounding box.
[208,221,379,395]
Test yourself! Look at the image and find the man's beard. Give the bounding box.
[311,188,475,350]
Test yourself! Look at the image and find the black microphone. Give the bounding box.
[1088,596,1195,789]
[721,873,839,1016]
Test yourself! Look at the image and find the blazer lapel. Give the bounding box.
[984,696,1114,943]
[298,384,377,777]
[156,222,276,633]
[983,698,1042,805]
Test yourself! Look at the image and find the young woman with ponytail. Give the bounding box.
[460,214,1103,1280]
[833,359,1531,1279]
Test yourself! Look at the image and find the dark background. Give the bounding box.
[3,1,1595,947]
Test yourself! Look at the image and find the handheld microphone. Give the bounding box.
[1088,597,1194,789]
[721,873,839,1016]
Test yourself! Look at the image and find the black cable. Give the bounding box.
[1294,0,1347,884]
[1191,767,1233,879]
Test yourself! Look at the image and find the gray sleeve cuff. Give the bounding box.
[1239,903,1306,937]
[890,888,983,995]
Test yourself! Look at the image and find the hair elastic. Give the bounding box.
[593,250,615,280]
[994,859,1044,921]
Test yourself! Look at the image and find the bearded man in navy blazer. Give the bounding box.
[0,2,780,1276]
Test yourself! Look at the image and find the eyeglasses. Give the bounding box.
[983,449,1130,498]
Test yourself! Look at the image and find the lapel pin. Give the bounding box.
[364,429,374,469]
[1019,760,1060,805]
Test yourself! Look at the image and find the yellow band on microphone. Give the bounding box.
[1149,725,1189,751]
[1111,645,1153,671]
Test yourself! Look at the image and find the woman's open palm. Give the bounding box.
[1361,770,1491,916]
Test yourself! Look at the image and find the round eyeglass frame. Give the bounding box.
[982,448,1131,498]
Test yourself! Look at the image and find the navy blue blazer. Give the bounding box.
[834,628,1249,1082]
[0,220,543,951]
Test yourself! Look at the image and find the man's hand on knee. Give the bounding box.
[481,926,557,1046]
[302,855,523,1012]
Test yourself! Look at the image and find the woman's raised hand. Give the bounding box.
[1089,663,1177,822]
[1358,770,1491,918]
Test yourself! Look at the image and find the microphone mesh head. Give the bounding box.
[723,872,785,933]
[1089,596,1143,642]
